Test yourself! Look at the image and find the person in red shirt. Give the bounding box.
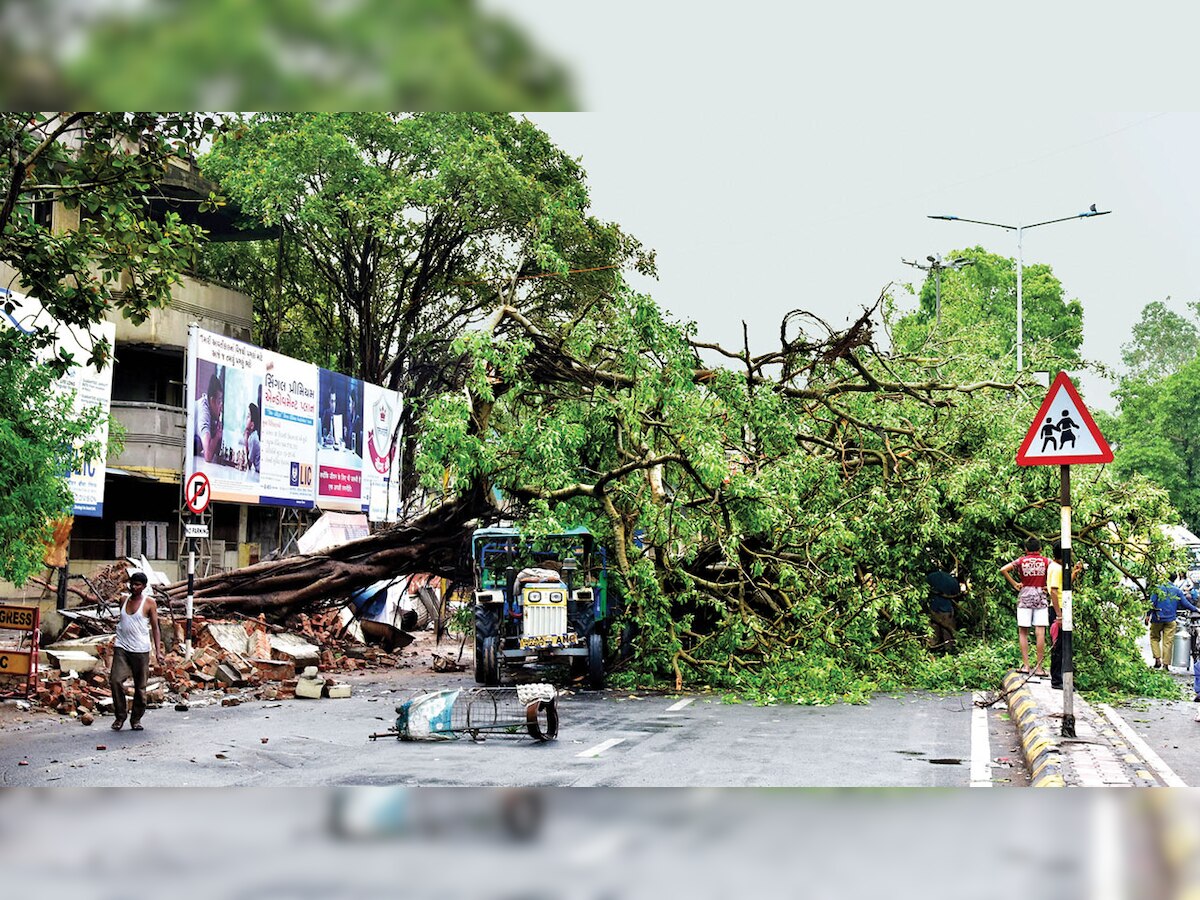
[1000,537,1052,676]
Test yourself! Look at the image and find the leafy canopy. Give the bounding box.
[892,246,1084,373]
[418,287,1178,703]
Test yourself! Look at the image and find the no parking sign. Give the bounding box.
[184,471,210,515]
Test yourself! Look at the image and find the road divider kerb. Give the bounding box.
[1002,670,1065,788]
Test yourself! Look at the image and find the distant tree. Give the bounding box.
[1108,355,1200,531]
[1120,299,1200,382]
[893,246,1083,373]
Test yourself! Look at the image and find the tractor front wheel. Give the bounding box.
[482,635,501,686]
[586,632,605,690]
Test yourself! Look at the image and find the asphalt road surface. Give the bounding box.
[0,676,1026,787]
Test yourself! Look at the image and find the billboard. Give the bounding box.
[186,326,402,515]
[1,288,115,517]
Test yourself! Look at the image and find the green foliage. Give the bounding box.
[1108,301,1200,531]
[893,246,1084,373]
[0,112,212,583]
[198,113,650,404]
[418,283,1175,704]
[1120,299,1200,381]
[1,0,575,110]
[0,333,106,585]
[0,112,215,372]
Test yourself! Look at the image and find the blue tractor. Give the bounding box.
[471,526,617,690]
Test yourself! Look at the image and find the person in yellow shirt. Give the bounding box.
[1046,544,1064,689]
[1046,541,1084,689]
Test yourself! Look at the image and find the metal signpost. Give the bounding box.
[183,471,211,657]
[1016,372,1113,736]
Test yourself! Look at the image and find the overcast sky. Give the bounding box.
[498,5,1200,412]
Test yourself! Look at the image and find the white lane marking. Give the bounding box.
[970,692,993,787]
[576,738,625,758]
[1096,703,1188,787]
[666,698,695,712]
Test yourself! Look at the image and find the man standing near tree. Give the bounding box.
[1045,541,1084,690]
[110,572,164,732]
[1001,537,1052,676]
[1146,574,1199,670]
[924,558,964,654]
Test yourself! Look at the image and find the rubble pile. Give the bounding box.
[28,607,432,724]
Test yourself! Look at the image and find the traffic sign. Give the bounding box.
[1016,372,1113,466]
[184,471,211,514]
[184,523,210,539]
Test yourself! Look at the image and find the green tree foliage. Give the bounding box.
[198,112,652,427]
[0,112,217,371]
[1107,300,1200,530]
[0,112,215,583]
[1120,299,1200,381]
[0,1,574,110]
[417,292,1178,702]
[893,246,1084,373]
[0,331,106,585]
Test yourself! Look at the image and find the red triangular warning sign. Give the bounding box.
[1016,372,1113,466]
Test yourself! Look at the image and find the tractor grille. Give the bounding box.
[522,583,568,640]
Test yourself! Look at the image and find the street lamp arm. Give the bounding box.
[1025,210,1112,230]
[928,214,1016,231]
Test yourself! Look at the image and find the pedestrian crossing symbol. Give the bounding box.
[1016,372,1113,466]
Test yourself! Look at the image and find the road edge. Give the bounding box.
[1001,670,1065,787]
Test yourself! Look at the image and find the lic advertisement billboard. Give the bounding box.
[1,288,115,517]
[185,326,403,514]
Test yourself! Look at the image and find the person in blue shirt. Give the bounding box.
[1146,573,1200,670]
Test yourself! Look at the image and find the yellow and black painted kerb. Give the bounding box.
[1002,670,1066,787]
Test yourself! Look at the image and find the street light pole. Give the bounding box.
[901,254,974,327]
[928,207,1111,371]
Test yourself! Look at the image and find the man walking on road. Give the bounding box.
[1146,574,1199,670]
[110,572,164,732]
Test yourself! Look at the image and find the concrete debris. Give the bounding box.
[296,666,351,699]
[28,604,403,721]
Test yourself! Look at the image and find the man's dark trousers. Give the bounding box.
[1048,606,1063,688]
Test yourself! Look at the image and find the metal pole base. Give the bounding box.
[1061,714,1076,738]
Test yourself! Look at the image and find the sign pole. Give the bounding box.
[182,471,210,659]
[1060,463,1075,737]
[186,529,195,658]
[1015,371,1111,740]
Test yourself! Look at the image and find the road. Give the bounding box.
[0,675,1027,787]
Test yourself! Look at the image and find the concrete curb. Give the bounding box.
[1001,670,1065,787]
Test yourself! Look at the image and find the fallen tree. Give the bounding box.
[161,488,488,613]
[166,291,1184,700]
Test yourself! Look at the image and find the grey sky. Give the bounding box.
[522,111,1200,410]
[494,4,1200,412]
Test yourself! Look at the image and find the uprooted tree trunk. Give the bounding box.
[161,488,490,615]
